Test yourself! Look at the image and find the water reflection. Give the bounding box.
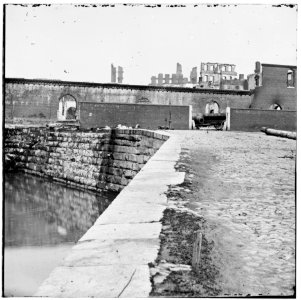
[5,172,117,246]
[4,172,118,296]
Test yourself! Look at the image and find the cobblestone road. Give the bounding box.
[173,130,296,296]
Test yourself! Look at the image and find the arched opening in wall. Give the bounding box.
[206,101,220,114]
[57,95,77,121]
[270,103,282,110]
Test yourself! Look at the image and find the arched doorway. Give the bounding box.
[205,101,220,114]
[270,103,282,110]
[57,95,77,121]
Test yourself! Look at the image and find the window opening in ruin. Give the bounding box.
[255,74,260,86]
[270,103,282,110]
[205,101,220,114]
[287,70,294,88]
[58,95,77,121]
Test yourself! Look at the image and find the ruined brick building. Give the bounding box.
[150,62,249,90]
[110,64,124,84]
[199,62,248,90]
[149,63,198,87]
[250,62,297,111]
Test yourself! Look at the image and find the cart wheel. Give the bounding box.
[214,123,224,131]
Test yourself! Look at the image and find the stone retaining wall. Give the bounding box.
[5,127,168,192]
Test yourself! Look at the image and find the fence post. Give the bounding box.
[192,230,202,273]
[225,106,231,131]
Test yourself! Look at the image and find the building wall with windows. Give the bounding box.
[250,63,297,111]
[199,62,249,90]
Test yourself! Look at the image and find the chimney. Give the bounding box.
[111,64,116,83]
[158,73,164,85]
[178,74,184,84]
[171,74,177,84]
[190,67,198,84]
[117,66,123,83]
[255,61,261,74]
[151,76,157,85]
[176,63,182,75]
[165,74,170,85]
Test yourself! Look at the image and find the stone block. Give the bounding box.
[35,265,151,298]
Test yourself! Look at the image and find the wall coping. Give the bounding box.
[230,108,297,113]
[261,63,297,69]
[4,126,169,141]
[5,77,254,96]
[79,101,191,109]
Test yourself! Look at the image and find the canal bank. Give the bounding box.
[4,126,168,192]
[34,131,184,297]
[4,128,295,297]
[4,126,186,297]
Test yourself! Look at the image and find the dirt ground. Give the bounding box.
[150,130,296,297]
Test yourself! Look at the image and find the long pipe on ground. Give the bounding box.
[261,127,296,140]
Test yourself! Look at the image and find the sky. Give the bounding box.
[5,3,297,85]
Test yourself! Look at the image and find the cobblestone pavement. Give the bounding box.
[172,130,296,296]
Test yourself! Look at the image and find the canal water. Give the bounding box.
[4,172,118,297]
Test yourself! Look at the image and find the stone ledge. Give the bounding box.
[35,265,151,298]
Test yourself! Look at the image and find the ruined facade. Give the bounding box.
[151,62,249,90]
[250,62,297,111]
[111,64,117,83]
[111,64,124,84]
[150,63,198,87]
[199,62,248,90]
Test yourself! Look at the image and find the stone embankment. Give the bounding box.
[4,126,167,192]
[35,131,185,297]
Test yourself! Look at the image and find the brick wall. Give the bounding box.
[229,108,296,132]
[251,64,297,110]
[5,79,253,123]
[79,102,191,129]
[5,127,168,192]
